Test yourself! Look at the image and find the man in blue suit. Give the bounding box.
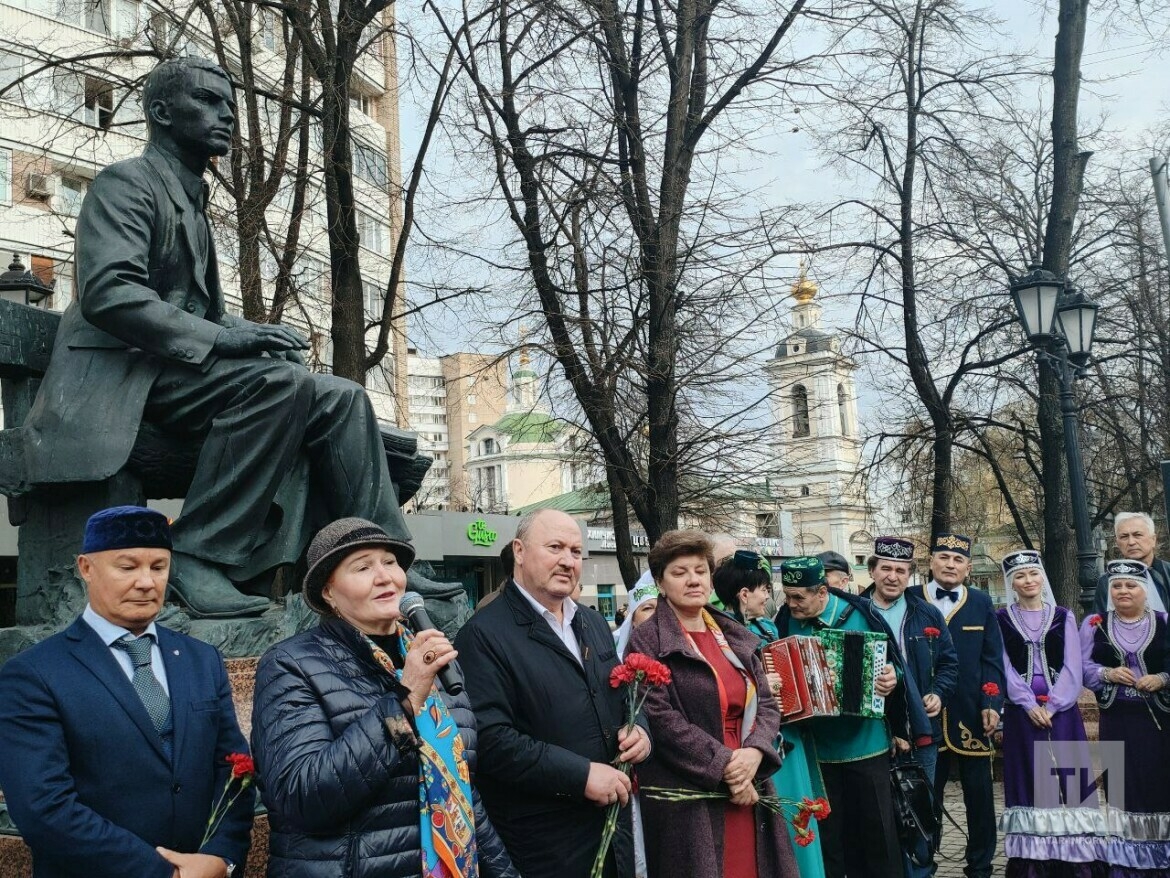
[908,533,1005,878]
[0,506,253,878]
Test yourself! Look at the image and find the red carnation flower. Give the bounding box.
[227,753,255,780]
[1088,614,1103,628]
[795,832,815,847]
[923,627,941,638]
[981,682,1000,698]
[609,664,637,688]
[621,652,673,687]
[1036,694,1049,704]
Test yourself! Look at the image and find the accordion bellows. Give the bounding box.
[762,632,888,721]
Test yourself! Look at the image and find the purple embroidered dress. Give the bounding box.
[1080,610,1170,877]
[997,604,1101,877]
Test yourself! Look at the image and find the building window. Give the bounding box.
[349,92,377,118]
[837,383,849,436]
[356,211,389,255]
[115,0,140,38]
[482,438,497,455]
[55,0,112,33]
[792,384,810,438]
[755,512,780,539]
[57,176,86,217]
[363,279,382,317]
[0,149,10,205]
[257,7,278,52]
[597,584,615,621]
[354,142,388,187]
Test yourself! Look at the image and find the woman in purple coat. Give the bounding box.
[628,530,797,878]
[995,550,1100,877]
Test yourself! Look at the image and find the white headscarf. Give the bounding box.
[1105,559,1168,614]
[1001,550,1056,607]
[614,571,660,657]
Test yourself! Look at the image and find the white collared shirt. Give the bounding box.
[929,580,966,610]
[82,604,171,694]
[514,582,583,664]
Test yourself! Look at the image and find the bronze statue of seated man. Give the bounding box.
[22,56,413,618]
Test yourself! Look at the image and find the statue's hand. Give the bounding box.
[212,324,310,358]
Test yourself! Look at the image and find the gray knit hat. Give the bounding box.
[302,517,415,614]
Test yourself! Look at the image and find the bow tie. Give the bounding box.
[937,588,960,603]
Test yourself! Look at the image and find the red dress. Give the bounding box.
[691,629,759,878]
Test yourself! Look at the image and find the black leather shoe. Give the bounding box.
[169,552,271,618]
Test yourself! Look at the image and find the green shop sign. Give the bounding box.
[466,519,498,547]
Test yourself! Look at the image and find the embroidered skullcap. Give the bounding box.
[82,506,172,554]
[1001,550,1043,577]
[780,556,826,588]
[874,536,915,562]
[1106,558,1148,583]
[931,532,971,558]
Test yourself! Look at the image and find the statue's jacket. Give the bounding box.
[24,144,228,484]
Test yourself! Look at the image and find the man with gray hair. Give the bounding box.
[1092,512,1170,614]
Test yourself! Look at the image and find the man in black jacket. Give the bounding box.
[1092,512,1170,614]
[455,509,651,878]
[863,536,958,877]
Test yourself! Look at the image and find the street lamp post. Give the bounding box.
[1009,265,1101,613]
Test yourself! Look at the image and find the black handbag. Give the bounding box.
[889,755,938,867]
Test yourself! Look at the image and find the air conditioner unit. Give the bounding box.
[26,173,56,200]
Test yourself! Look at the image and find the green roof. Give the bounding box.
[513,484,610,516]
[492,411,562,443]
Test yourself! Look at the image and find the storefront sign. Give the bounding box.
[587,528,650,551]
[466,519,498,547]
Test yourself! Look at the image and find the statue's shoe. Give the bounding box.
[169,552,271,618]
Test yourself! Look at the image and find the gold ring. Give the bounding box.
[423,650,437,664]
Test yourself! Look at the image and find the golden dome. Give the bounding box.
[791,261,818,303]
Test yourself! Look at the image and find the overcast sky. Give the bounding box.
[396,0,1170,359]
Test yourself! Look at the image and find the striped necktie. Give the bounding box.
[113,634,171,737]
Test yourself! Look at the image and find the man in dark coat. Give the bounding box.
[1092,512,1170,614]
[908,532,1005,878]
[455,509,652,878]
[21,56,411,618]
[863,536,958,877]
[0,506,253,878]
[775,556,931,878]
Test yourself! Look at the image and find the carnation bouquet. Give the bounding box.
[200,752,256,848]
[589,653,672,878]
[641,787,831,846]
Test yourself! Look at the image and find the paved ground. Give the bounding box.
[932,779,1007,878]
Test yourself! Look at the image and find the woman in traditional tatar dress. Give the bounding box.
[995,549,1102,877]
[1080,558,1170,877]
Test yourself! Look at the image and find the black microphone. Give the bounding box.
[399,592,464,695]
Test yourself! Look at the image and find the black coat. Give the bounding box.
[1092,557,1170,616]
[862,587,959,743]
[908,585,1006,757]
[454,581,641,878]
[251,616,517,878]
[773,586,932,741]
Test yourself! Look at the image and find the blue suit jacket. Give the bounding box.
[863,588,959,743]
[0,617,253,877]
[908,585,1005,757]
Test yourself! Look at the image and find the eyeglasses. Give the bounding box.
[732,549,772,578]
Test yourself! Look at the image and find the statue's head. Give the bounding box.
[142,56,235,159]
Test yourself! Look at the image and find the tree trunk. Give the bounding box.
[1040,0,1091,610]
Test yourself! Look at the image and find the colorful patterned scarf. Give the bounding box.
[681,609,759,742]
[363,626,478,878]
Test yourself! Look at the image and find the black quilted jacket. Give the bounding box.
[251,615,518,878]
